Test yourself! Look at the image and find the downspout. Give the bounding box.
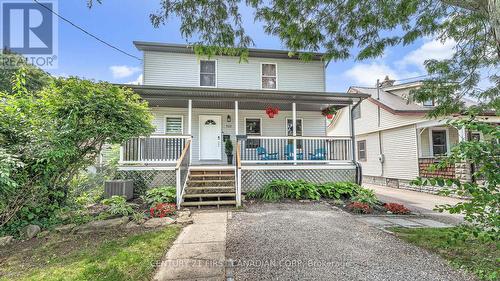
[350,98,363,185]
[376,79,384,177]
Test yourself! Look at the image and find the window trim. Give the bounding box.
[260,62,278,90]
[285,118,303,136]
[357,140,367,161]
[429,127,450,157]
[164,115,184,134]
[422,99,435,107]
[198,59,217,88]
[352,104,361,120]
[244,117,262,149]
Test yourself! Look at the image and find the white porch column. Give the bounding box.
[458,127,467,142]
[292,102,297,163]
[188,99,192,162]
[234,101,239,135]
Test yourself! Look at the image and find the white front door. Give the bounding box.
[199,115,222,160]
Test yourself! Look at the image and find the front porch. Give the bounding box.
[116,85,368,208]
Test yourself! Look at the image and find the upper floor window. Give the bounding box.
[200,60,216,87]
[261,63,277,89]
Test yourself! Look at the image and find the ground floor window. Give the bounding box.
[357,140,366,161]
[165,116,183,134]
[286,118,303,148]
[431,129,448,156]
[245,118,261,148]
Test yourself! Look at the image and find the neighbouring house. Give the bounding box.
[329,76,499,193]
[115,42,368,208]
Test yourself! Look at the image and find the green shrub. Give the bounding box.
[287,180,321,200]
[101,196,134,217]
[245,191,260,200]
[261,180,290,201]
[351,188,379,206]
[316,182,360,199]
[143,186,176,207]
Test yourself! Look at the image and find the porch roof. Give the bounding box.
[121,84,369,111]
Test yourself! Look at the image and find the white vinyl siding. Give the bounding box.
[143,51,325,92]
[358,125,419,180]
[382,125,419,180]
[150,107,326,165]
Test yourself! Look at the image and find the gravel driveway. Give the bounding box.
[226,202,475,281]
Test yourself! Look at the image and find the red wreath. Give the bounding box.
[265,106,279,118]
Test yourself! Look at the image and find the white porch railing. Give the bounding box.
[119,135,191,164]
[175,139,191,209]
[238,136,353,164]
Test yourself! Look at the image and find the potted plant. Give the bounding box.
[321,106,337,119]
[225,139,234,165]
[265,106,279,118]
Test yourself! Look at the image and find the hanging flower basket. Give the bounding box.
[321,106,337,119]
[265,106,279,118]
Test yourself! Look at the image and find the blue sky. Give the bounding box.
[50,0,455,92]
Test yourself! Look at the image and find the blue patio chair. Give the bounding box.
[309,148,326,160]
[256,147,278,160]
[284,144,303,160]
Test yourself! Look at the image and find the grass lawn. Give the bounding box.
[391,227,499,281]
[0,225,182,281]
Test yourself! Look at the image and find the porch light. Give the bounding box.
[227,115,231,122]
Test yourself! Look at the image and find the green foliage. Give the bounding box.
[261,180,290,202]
[101,196,134,217]
[412,119,499,240]
[143,186,176,207]
[225,139,234,155]
[351,188,379,206]
[0,68,154,235]
[286,180,321,200]
[131,211,146,223]
[0,225,181,281]
[316,182,359,199]
[0,51,51,93]
[257,180,364,202]
[393,227,500,281]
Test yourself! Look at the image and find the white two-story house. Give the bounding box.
[329,77,498,193]
[116,42,368,208]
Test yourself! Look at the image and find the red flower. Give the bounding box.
[347,202,372,214]
[149,203,176,218]
[383,203,410,214]
[265,106,279,118]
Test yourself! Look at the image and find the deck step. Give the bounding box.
[183,193,236,198]
[189,179,235,184]
[186,186,235,191]
[189,174,234,179]
[181,200,237,207]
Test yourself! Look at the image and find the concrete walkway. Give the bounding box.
[154,211,228,281]
[365,184,466,224]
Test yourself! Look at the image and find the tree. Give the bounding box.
[0,49,51,93]
[0,69,154,233]
[87,0,499,238]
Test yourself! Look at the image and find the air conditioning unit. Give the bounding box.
[104,180,134,200]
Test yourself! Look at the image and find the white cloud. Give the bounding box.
[110,65,141,79]
[397,39,455,70]
[126,74,143,85]
[345,63,409,86]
